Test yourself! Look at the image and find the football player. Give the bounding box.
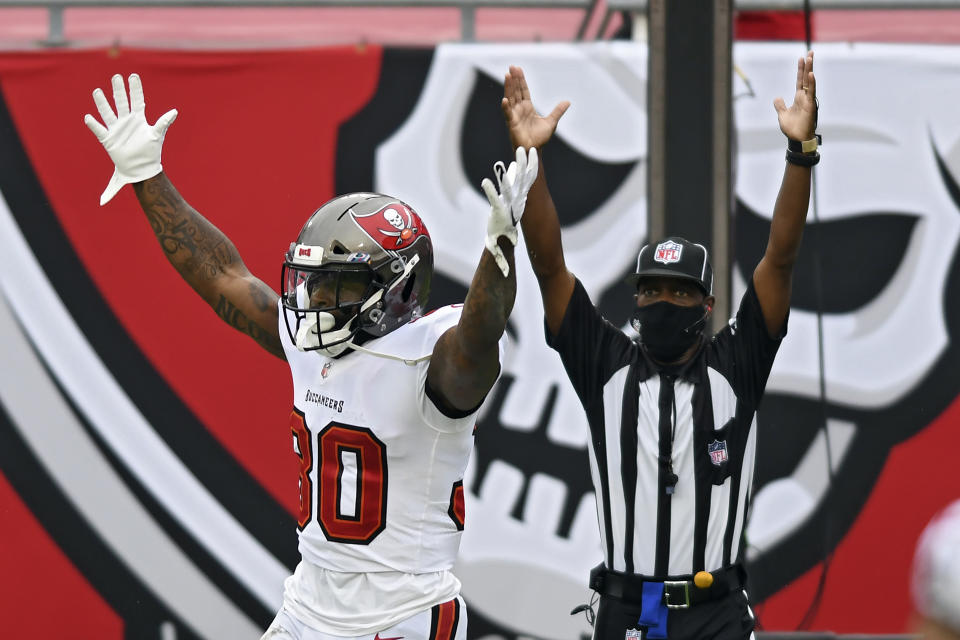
[84,72,537,640]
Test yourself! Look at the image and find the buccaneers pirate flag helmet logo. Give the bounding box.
[353,203,426,250]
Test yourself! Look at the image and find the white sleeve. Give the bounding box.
[414,307,508,434]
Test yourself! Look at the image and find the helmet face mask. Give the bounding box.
[280,193,433,354]
[281,258,380,352]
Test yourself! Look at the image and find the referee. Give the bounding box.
[500,51,819,639]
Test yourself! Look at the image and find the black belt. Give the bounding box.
[589,563,746,609]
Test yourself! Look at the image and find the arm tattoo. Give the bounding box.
[136,178,239,283]
[216,294,284,358]
[247,279,276,312]
[133,176,285,360]
[429,245,514,409]
[460,244,517,352]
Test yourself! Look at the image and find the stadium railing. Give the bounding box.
[596,0,960,39]
[0,0,597,44]
[5,0,960,45]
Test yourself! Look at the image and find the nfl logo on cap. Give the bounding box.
[627,236,714,296]
[654,240,683,264]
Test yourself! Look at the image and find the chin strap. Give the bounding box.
[344,341,431,366]
[341,254,432,365]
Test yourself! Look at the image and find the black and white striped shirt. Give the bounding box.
[547,278,784,577]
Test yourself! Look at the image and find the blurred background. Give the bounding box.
[2,1,960,639]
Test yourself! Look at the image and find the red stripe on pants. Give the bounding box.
[432,599,457,640]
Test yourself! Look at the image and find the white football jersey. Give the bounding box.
[279,303,503,575]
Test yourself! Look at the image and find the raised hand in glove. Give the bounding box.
[84,73,178,205]
[480,146,539,278]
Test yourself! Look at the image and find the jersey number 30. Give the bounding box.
[290,410,388,544]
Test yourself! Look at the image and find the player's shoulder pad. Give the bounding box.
[403,303,463,340]
[370,304,464,357]
[409,304,464,328]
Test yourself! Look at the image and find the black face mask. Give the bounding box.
[631,301,708,363]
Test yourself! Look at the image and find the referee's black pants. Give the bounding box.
[592,589,756,640]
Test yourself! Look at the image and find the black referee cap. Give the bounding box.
[626,237,713,295]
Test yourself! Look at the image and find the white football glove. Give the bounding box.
[480,146,539,277]
[84,73,178,205]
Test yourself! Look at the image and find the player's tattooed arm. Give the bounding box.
[428,148,538,413]
[135,174,236,280]
[133,173,285,360]
[429,239,515,412]
[213,282,285,359]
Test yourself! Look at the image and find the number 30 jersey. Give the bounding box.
[279,304,504,575]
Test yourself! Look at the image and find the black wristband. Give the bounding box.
[786,149,820,167]
[788,134,822,153]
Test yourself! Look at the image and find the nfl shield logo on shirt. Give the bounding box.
[654,240,683,264]
[708,439,728,466]
[625,629,642,639]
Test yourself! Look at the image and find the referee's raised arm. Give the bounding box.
[753,50,819,338]
[500,65,574,337]
[506,54,821,640]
